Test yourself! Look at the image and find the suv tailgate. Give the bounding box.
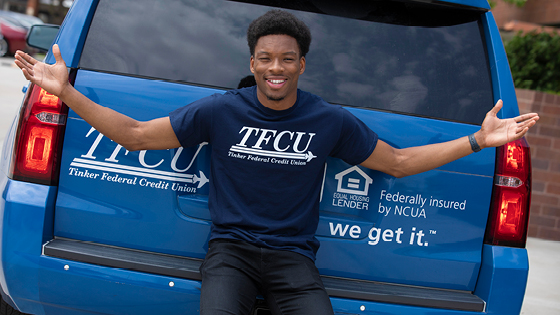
[54,69,494,292]
[52,0,496,296]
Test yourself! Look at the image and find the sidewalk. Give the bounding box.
[0,56,26,151]
[521,237,560,314]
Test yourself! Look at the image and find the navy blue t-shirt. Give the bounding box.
[169,86,378,260]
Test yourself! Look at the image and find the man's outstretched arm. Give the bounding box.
[361,100,539,178]
[14,45,181,151]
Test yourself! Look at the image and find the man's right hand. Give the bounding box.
[15,44,181,152]
[15,44,70,97]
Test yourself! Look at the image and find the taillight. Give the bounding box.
[10,84,68,185]
[484,138,532,248]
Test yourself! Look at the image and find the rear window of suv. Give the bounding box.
[79,0,493,125]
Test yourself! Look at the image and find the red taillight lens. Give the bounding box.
[485,138,532,248]
[11,84,68,185]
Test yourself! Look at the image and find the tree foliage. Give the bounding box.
[503,0,527,7]
[489,0,527,8]
[505,31,560,94]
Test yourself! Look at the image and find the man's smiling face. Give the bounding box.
[250,34,306,111]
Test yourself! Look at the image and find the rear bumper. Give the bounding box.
[0,177,56,315]
[0,177,528,315]
[474,244,529,314]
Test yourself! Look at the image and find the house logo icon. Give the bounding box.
[334,166,373,196]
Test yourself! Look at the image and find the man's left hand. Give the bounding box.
[475,99,539,149]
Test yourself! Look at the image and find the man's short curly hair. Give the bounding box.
[247,10,312,58]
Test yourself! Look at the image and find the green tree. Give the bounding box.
[489,0,527,8]
[505,31,560,94]
[504,0,527,6]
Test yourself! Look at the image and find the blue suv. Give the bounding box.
[1,0,532,314]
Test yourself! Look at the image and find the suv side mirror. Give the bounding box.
[27,24,60,51]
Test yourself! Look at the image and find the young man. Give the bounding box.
[16,9,538,315]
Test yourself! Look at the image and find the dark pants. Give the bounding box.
[199,239,334,315]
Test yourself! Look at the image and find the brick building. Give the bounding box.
[491,1,560,241]
[492,0,560,32]
[517,90,560,241]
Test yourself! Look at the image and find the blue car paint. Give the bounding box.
[482,12,520,119]
[38,256,202,315]
[55,70,217,257]
[0,0,530,314]
[474,245,529,314]
[0,178,57,315]
[0,189,529,315]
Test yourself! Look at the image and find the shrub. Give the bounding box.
[505,30,560,94]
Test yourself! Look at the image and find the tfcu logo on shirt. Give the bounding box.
[228,126,317,164]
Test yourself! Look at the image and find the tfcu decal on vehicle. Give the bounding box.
[66,127,209,192]
[317,160,471,248]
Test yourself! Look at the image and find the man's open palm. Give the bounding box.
[479,100,539,148]
[15,44,69,97]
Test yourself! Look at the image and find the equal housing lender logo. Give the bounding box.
[328,165,373,210]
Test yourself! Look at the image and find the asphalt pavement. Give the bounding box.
[0,56,559,314]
